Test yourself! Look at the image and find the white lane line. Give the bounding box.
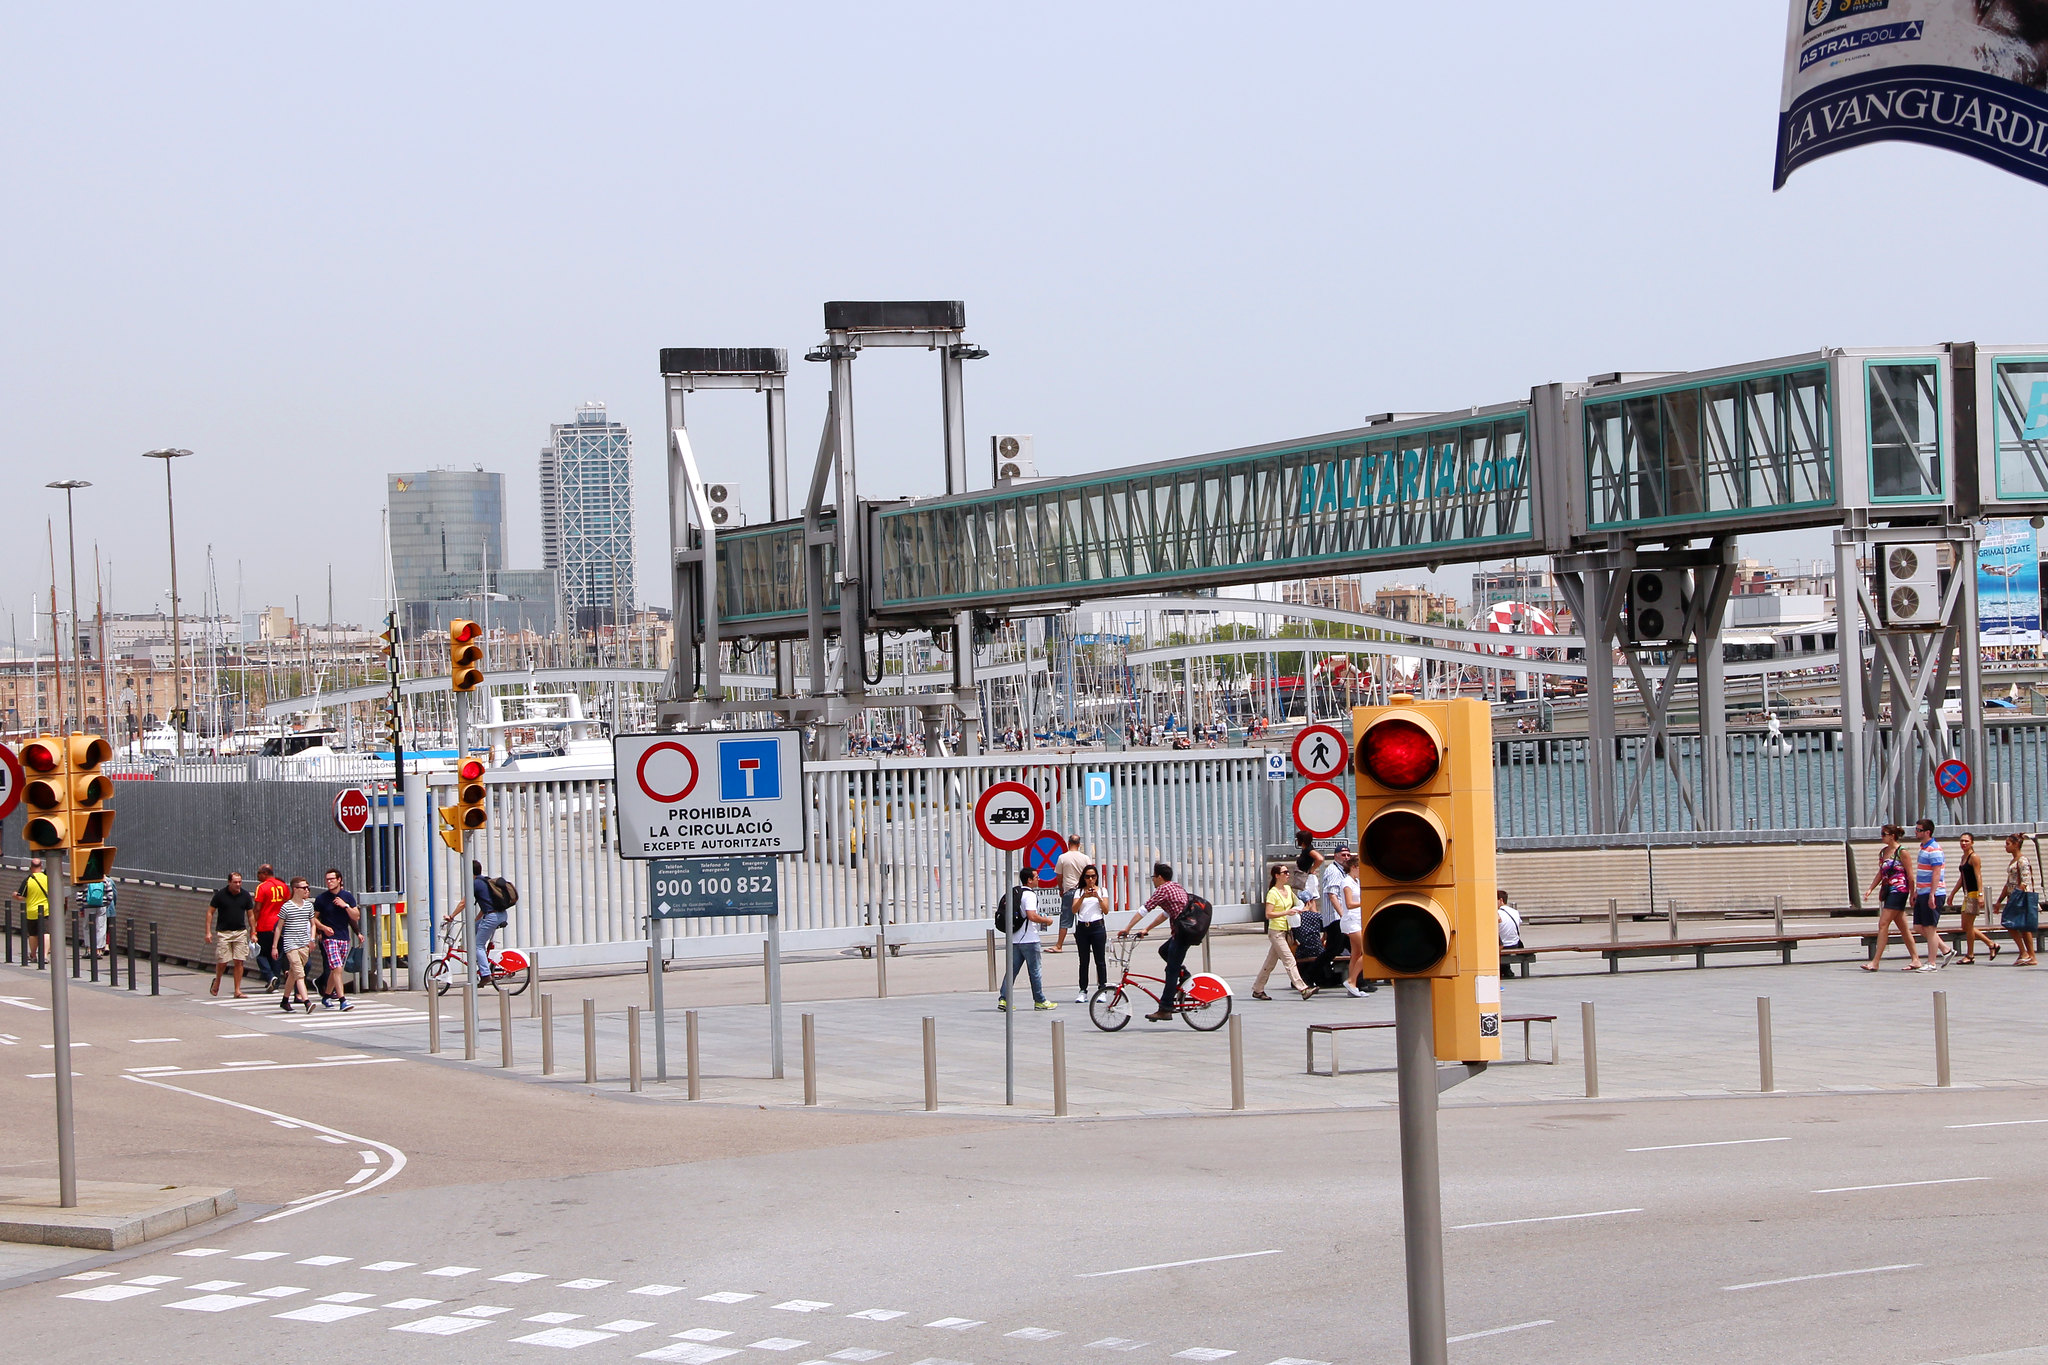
[121,1074,407,1221]
[1627,1137,1791,1152]
[131,1059,403,1078]
[1077,1250,1283,1278]
[1447,1320,1555,1343]
[1724,1263,1920,1291]
[129,1038,181,1043]
[219,1033,264,1038]
[320,1054,370,1061]
[1813,1177,1991,1194]
[1948,1118,2048,1129]
[346,1169,377,1184]
[1452,1209,1643,1230]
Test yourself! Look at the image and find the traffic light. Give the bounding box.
[66,734,115,882]
[19,736,68,855]
[1351,695,1500,1064]
[448,619,483,692]
[437,756,489,851]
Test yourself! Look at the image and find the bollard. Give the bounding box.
[499,989,513,1069]
[763,941,772,1005]
[528,949,542,1018]
[428,983,442,1053]
[628,1005,643,1092]
[1608,897,1619,944]
[125,922,136,991]
[1934,991,1951,1088]
[1757,996,1775,1093]
[149,922,159,995]
[541,994,555,1075]
[922,1016,938,1112]
[4,904,11,964]
[1581,1001,1599,1098]
[583,998,597,1083]
[1668,898,1679,941]
[686,1009,701,1101]
[71,911,80,979]
[802,1013,817,1106]
[89,912,98,984]
[876,930,888,999]
[1202,933,1212,975]
[986,930,999,992]
[1774,894,1785,939]
[1051,1019,1068,1118]
[462,983,477,1061]
[1229,1012,1245,1112]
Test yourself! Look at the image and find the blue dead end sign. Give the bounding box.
[1027,831,1067,887]
[1935,758,1972,800]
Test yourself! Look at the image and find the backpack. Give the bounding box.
[993,887,1025,933]
[1173,894,1213,944]
[85,881,107,909]
[488,877,519,910]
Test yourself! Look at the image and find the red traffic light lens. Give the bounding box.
[21,741,59,773]
[450,619,481,643]
[1357,718,1440,789]
[1365,900,1450,974]
[459,759,486,781]
[1363,807,1445,882]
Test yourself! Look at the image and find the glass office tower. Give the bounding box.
[540,402,636,629]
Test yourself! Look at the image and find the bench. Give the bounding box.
[1306,1014,1557,1077]
[1507,929,1891,976]
[1858,925,2047,959]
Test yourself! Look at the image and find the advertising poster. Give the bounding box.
[1978,517,2043,645]
[1776,2,2048,190]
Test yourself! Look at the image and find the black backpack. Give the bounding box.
[488,877,520,910]
[993,886,1025,933]
[1174,894,1213,944]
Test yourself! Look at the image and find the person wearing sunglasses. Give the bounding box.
[1071,864,1111,1002]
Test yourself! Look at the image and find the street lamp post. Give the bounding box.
[45,480,92,736]
[142,449,192,760]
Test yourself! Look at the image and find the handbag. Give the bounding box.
[2002,888,2039,930]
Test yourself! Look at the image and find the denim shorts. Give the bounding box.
[1912,894,1943,928]
[1060,889,1077,930]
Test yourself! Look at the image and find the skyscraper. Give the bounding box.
[540,402,636,629]
[388,470,558,634]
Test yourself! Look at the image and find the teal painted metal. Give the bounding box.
[1992,354,2048,500]
[1584,363,1834,531]
[1864,357,1945,504]
[875,408,1534,613]
[713,516,839,626]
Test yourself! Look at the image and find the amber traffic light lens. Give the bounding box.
[1366,900,1450,974]
[1363,807,1445,882]
[1357,718,1441,789]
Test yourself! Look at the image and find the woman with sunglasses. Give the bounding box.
[272,876,319,1013]
[1071,865,1111,1002]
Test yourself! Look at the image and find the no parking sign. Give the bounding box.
[1027,831,1067,887]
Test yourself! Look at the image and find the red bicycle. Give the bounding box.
[423,905,531,996]
[1088,931,1232,1031]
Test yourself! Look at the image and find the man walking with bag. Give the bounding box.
[996,866,1057,1011]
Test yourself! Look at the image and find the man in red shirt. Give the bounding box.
[252,863,290,991]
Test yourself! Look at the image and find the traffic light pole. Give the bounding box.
[459,691,478,1063]
[47,853,78,1208]
[1393,978,1446,1365]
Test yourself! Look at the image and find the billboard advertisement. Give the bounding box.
[1776,2,2048,190]
[1978,517,2042,646]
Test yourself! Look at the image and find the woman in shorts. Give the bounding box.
[1954,832,1999,962]
[1994,833,2039,966]
[1862,824,1918,972]
[1340,851,1370,998]
[272,877,319,1013]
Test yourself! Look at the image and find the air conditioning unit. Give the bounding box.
[992,434,1036,484]
[1625,569,1691,646]
[1877,543,1942,627]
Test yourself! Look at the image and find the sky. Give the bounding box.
[4,2,2046,638]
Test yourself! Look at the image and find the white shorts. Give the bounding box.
[1339,909,1362,935]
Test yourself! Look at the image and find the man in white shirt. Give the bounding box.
[997,866,1058,1011]
[1497,889,1525,978]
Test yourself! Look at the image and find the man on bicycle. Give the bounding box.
[470,860,507,982]
[1122,862,1193,1023]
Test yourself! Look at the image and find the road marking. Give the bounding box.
[252,1286,307,1298]
[596,1320,657,1332]
[122,1074,407,1222]
[926,1317,983,1329]
[773,1300,831,1312]
[129,1037,181,1043]
[275,1303,376,1323]
[1813,1178,1991,1194]
[271,1120,300,1128]
[1724,1263,1919,1291]
[560,1277,614,1289]
[172,1249,227,1258]
[628,1284,685,1296]
[637,1346,743,1363]
[297,1256,351,1267]
[219,1033,264,1038]
[166,1293,265,1312]
[125,1275,180,1285]
[320,1054,369,1061]
[1010,1328,1066,1341]
[392,1315,487,1336]
[699,1291,755,1304]
[1077,1249,1282,1278]
[285,1190,342,1204]
[493,1272,548,1283]
[1947,1118,2048,1129]
[1172,1351,1235,1361]
[39,1042,90,1048]
[745,1341,808,1352]
[232,1251,289,1260]
[316,1135,348,1145]
[316,1292,374,1303]
[345,1169,376,1184]
[671,1330,730,1341]
[847,1309,906,1321]
[383,1297,443,1310]
[124,1066,181,1073]
[191,1280,245,1291]
[129,1058,403,1077]
[60,1284,160,1302]
[423,1265,481,1277]
[1452,1209,1643,1230]
[527,1313,585,1324]
[1448,1320,1554,1342]
[518,1327,619,1348]
[1627,1137,1791,1152]
[452,1305,512,1318]
[361,1261,416,1272]
[1086,1339,1151,1351]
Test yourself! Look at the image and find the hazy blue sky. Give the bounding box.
[4,2,2044,636]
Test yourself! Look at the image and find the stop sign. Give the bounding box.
[333,786,371,834]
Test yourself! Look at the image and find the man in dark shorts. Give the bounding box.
[313,867,361,1010]
[1913,818,1954,971]
[206,871,255,998]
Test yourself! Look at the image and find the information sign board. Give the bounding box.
[613,730,805,859]
[648,855,780,919]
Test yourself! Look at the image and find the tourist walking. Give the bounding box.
[1954,832,1999,962]
[1912,819,1954,971]
[252,863,289,990]
[314,867,361,1010]
[1339,850,1373,998]
[1071,865,1111,1002]
[996,865,1056,1011]
[1251,862,1315,1001]
[13,857,50,970]
[1994,833,2039,965]
[205,871,254,998]
[271,876,319,1012]
[1862,824,1918,971]
[1049,835,1092,955]
[1498,889,1526,978]
[1122,862,1194,1022]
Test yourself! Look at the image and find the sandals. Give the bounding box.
[1859,963,1880,972]
[1251,991,1273,1001]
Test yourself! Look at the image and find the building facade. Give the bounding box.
[388,470,507,609]
[540,402,635,630]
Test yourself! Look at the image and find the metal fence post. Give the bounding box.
[499,989,513,1069]
[686,1008,700,1101]
[986,930,998,992]
[1757,996,1775,1093]
[462,980,476,1061]
[149,922,159,996]
[582,998,597,1083]
[428,983,441,1053]
[125,922,136,991]
[802,1013,817,1106]
[1229,1012,1245,1112]
[1774,894,1785,939]
[1581,1001,1599,1098]
[876,929,888,999]
[628,1005,643,1092]
[1934,990,1951,1088]
[922,1016,937,1112]
[1608,897,1619,944]
[1051,1019,1068,1118]
[1668,897,1679,941]
[541,994,554,1075]
[528,949,541,1018]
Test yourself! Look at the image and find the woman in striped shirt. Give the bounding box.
[272,877,319,1014]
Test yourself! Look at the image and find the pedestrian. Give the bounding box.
[1911,819,1954,971]
[1994,833,2039,965]
[996,865,1056,1011]
[12,857,50,970]
[252,862,289,990]
[1954,832,1999,963]
[1251,862,1316,1001]
[205,871,254,998]
[469,860,508,983]
[1049,835,1092,955]
[1121,862,1194,1022]
[1338,850,1374,998]
[1291,855,1327,979]
[271,876,319,1012]
[78,873,114,959]
[1071,865,1112,1003]
[1498,888,1526,978]
[1862,824,1919,971]
[313,867,361,1011]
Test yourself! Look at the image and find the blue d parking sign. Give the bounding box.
[1084,771,1111,805]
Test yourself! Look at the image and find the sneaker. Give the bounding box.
[1075,991,1089,1003]
[996,999,1009,1011]
[1299,986,1319,1000]
[321,996,338,1009]
[337,999,353,1012]
[1034,999,1057,1010]
[278,995,293,1012]
[1345,984,1365,998]
[1144,1011,1174,1022]
[1362,983,1380,993]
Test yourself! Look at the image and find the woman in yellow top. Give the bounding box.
[12,856,50,969]
[1251,863,1317,1001]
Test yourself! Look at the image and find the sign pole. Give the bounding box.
[48,851,77,1208]
[1003,847,1015,1106]
[459,691,477,1062]
[1394,978,1448,1365]
[649,913,667,1082]
[767,905,784,1079]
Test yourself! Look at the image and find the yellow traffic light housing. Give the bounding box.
[71,846,116,882]
[449,619,483,692]
[455,757,489,831]
[65,733,115,879]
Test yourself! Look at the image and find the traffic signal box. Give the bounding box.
[449,619,483,692]
[1351,695,1500,1064]
[438,757,489,851]
[18,734,117,881]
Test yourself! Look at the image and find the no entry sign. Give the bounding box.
[974,781,1044,852]
[1293,781,1351,839]
[613,729,805,859]
[332,786,371,834]
[1292,724,1350,780]
[0,744,22,822]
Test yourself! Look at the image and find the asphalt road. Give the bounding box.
[2,960,2043,1364]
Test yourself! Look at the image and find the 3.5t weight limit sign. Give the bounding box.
[613,730,806,859]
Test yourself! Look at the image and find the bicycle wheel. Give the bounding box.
[491,954,532,997]
[1181,989,1232,1032]
[1088,984,1134,1032]
[425,957,452,996]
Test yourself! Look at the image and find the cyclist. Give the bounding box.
[1121,862,1193,1022]
[468,859,508,983]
